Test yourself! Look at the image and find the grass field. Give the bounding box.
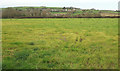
[2,18,118,69]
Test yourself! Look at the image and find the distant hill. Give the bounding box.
[1,6,120,18]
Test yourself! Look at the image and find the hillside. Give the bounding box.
[1,6,120,18]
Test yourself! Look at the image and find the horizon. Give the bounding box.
[0,0,119,10]
[0,6,117,11]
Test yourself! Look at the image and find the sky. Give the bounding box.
[0,0,119,10]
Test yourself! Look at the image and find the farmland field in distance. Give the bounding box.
[2,18,118,69]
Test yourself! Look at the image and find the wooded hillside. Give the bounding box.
[1,7,120,18]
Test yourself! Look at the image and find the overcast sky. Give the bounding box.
[0,0,119,10]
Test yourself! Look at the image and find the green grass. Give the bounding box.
[2,18,118,69]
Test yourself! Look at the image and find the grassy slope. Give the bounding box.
[2,18,118,69]
[2,7,118,14]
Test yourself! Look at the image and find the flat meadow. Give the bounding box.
[2,18,118,69]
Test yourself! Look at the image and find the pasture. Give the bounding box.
[2,18,118,69]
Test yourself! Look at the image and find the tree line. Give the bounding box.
[1,7,119,18]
